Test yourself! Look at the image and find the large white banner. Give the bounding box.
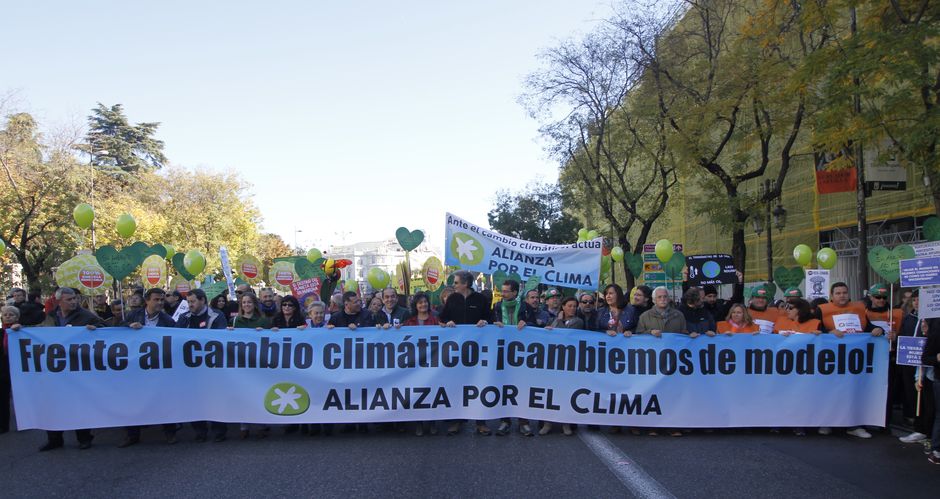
[8,326,887,430]
[444,212,602,290]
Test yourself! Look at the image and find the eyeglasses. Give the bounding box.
[281,303,295,308]
[580,300,594,305]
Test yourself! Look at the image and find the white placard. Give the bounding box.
[919,285,940,319]
[805,269,830,301]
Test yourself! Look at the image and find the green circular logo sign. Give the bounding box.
[264,382,310,416]
[450,232,484,266]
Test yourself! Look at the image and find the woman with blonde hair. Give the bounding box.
[717,304,760,334]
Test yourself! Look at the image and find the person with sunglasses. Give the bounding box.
[270,295,306,330]
[576,292,598,328]
[327,291,376,329]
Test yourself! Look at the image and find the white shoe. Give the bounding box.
[847,427,872,439]
[818,427,832,435]
[899,432,928,443]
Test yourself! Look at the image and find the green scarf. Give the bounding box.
[501,300,520,325]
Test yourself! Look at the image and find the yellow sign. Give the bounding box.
[140,255,166,288]
[422,256,445,292]
[169,275,191,295]
[55,254,113,294]
[268,261,298,292]
[235,255,263,284]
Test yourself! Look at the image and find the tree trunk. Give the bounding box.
[730,211,747,301]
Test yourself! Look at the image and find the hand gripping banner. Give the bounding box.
[8,326,887,430]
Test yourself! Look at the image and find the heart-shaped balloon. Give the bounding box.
[201,281,229,299]
[523,276,541,294]
[625,253,644,278]
[663,251,685,279]
[126,242,167,266]
[95,245,141,281]
[773,266,805,290]
[172,252,197,281]
[396,227,425,251]
[923,217,940,242]
[867,245,915,283]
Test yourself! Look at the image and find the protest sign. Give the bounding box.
[804,269,830,301]
[913,241,940,257]
[900,257,940,287]
[444,213,601,290]
[9,326,887,430]
[918,286,940,319]
[140,255,166,288]
[219,246,236,299]
[897,336,927,367]
[290,277,322,310]
[686,254,736,286]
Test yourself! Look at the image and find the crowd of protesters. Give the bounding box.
[1,272,939,466]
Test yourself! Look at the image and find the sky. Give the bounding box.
[1,0,615,255]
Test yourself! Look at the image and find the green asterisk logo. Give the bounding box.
[264,383,310,416]
[450,232,484,266]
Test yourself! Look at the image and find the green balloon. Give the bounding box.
[73,203,94,229]
[655,239,674,263]
[367,267,390,289]
[163,244,175,260]
[577,228,589,241]
[586,230,600,240]
[610,246,624,262]
[793,244,812,266]
[116,213,137,238]
[184,250,206,275]
[0,238,5,257]
[817,248,838,270]
[307,248,322,263]
[600,255,611,273]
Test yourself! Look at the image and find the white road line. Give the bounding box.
[578,430,676,499]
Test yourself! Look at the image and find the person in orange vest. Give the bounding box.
[716,303,760,334]
[816,281,885,439]
[747,286,778,334]
[819,282,885,337]
[774,298,822,335]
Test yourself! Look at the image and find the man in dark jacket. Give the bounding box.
[374,287,410,327]
[679,287,716,336]
[327,291,376,328]
[10,288,45,326]
[21,287,106,451]
[440,270,491,436]
[118,288,179,448]
[176,288,228,442]
[491,279,535,436]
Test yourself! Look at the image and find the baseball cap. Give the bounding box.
[784,287,802,298]
[868,284,889,298]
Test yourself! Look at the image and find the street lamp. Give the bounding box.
[773,204,787,232]
[294,227,303,254]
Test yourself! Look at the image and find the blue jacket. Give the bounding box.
[595,306,639,332]
[177,305,228,330]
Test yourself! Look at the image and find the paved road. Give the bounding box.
[1,421,938,498]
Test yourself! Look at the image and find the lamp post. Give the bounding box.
[293,226,303,255]
[754,179,787,284]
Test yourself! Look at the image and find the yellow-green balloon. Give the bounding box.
[73,203,94,229]
[793,244,813,266]
[367,267,390,289]
[0,238,5,257]
[307,248,322,263]
[163,244,175,260]
[600,255,611,273]
[817,248,838,270]
[184,250,206,275]
[610,246,624,262]
[586,230,600,240]
[116,213,137,238]
[655,239,674,263]
[577,228,589,241]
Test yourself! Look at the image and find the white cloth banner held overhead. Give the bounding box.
[8,326,887,430]
[443,212,602,290]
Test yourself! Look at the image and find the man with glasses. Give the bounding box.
[865,283,903,431]
[492,279,535,436]
[440,270,491,435]
[577,291,599,329]
[327,291,375,329]
[637,286,687,336]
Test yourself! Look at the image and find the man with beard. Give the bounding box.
[630,285,653,316]
[576,291,598,328]
[327,291,375,328]
[258,288,279,318]
[491,279,535,436]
